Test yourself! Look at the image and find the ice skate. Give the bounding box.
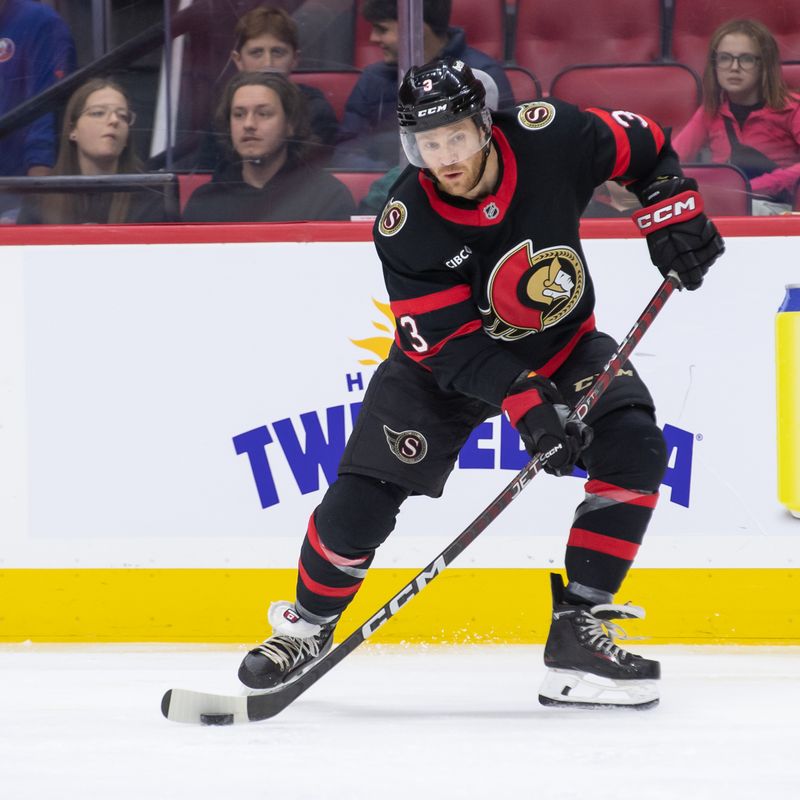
[238,601,336,691]
[538,573,660,709]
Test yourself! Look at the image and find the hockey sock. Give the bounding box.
[295,475,409,622]
[565,407,667,596]
[565,478,659,595]
[296,510,375,622]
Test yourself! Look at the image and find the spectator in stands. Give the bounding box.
[197,5,339,169]
[674,18,800,214]
[16,78,167,224]
[0,0,77,220]
[183,71,355,222]
[334,0,514,169]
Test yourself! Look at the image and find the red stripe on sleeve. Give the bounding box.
[391,284,472,317]
[588,108,632,179]
[568,528,640,561]
[396,319,483,362]
[298,560,363,598]
[585,479,659,509]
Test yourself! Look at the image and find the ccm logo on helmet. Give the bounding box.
[417,104,447,117]
[632,190,703,235]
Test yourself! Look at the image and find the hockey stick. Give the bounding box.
[161,273,680,724]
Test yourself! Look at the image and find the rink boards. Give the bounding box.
[1,218,799,643]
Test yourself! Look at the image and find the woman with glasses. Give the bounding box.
[673,18,800,214]
[17,78,167,224]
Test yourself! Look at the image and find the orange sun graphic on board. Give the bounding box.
[350,299,396,365]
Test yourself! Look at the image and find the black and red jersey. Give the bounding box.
[373,99,680,407]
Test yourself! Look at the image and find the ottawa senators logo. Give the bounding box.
[378,199,407,237]
[478,240,584,341]
[517,101,556,130]
[383,425,428,464]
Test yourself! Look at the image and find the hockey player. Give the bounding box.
[238,58,724,707]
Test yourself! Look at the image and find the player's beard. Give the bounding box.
[431,143,492,199]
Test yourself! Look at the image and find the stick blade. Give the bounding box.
[161,687,249,725]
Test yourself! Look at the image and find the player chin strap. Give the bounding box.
[160,273,681,724]
[468,139,494,194]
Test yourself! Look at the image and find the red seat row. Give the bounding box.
[295,57,800,142]
[351,0,800,94]
[292,66,540,124]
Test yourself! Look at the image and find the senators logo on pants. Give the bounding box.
[479,240,585,341]
[383,426,428,464]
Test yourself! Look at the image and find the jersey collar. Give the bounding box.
[417,125,517,226]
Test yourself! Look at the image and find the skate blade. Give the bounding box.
[538,668,659,709]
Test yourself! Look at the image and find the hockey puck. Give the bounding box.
[200,713,235,726]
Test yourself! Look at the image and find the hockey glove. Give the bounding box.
[632,176,724,291]
[501,371,593,477]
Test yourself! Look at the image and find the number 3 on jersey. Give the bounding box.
[400,315,429,353]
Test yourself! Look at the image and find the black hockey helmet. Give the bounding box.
[397,57,492,167]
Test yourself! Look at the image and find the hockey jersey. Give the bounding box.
[373,99,681,408]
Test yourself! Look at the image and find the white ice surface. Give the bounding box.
[1,643,798,800]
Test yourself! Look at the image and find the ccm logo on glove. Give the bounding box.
[632,191,704,234]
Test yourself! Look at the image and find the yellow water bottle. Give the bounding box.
[776,284,800,519]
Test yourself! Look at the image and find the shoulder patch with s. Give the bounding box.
[378,199,408,237]
[517,101,556,131]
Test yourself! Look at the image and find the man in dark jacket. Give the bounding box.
[183,71,354,222]
[333,0,513,169]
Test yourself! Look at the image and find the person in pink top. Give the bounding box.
[673,18,800,213]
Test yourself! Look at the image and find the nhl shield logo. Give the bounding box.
[517,101,556,131]
[383,425,428,464]
[482,202,500,220]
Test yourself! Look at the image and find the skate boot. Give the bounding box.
[238,601,336,691]
[539,573,660,709]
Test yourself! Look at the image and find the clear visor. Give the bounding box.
[400,109,492,168]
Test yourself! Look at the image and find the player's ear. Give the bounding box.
[231,50,242,71]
